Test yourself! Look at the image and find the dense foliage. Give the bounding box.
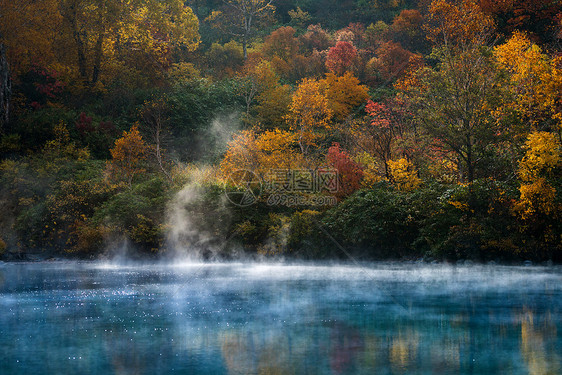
[1,0,561,262]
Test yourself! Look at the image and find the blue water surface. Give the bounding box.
[0,261,560,374]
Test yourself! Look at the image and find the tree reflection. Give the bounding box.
[329,323,364,374]
[519,309,560,375]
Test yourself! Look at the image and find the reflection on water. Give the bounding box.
[0,262,560,374]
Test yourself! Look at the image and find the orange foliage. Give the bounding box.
[370,41,416,83]
[220,128,303,179]
[107,125,148,186]
[427,0,495,47]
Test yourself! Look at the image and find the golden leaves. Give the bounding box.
[107,124,148,186]
[220,128,303,179]
[494,32,562,128]
[518,131,561,182]
[388,158,421,191]
[516,131,561,220]
[426,0,495,47]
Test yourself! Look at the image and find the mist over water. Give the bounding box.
[1,261,560,374]
[165,113,241,260]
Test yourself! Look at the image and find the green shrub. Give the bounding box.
[321,183,419,258]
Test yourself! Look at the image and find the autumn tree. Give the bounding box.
[238,59,282,121]
[107,125,148,187]
[326,41,357,76]
[220,128,304,179]
[390,9,425,51]
[60,0,199,86]
[0,0,61,75]
[388,158,421,191]
[206,41,245,78]
[426,0,495,49]
[367,41,415,83]
[356,99,415,179]
[494,32,562,133]
[405,49,505,183]
[262,26,300,78]
[206,0,275,59]
[403,0,504,183]
[263,26,299,62]
[285,78,333,156]
[299,24,334,54]
[326,143,364,199]
[515,131,561,254]
[323,72,369,121]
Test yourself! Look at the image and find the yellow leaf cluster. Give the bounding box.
[494,32,562,128]
[43,122,90,162]
[286,78,332,130]
[220,128,304,179]
[388,158,421,191]
[324,72,370,121]
[518,131,561,182]
[516,178,557,220]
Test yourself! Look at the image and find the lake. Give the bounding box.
[0,261,560,374]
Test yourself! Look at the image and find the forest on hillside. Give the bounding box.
[0,0,561,262]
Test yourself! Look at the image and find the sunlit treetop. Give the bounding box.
[426,0,495,47]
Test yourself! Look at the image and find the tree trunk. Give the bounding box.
[466,135,474,183]
[242,36,248,59]
[0,43,11,134]
[66,1,88,84]
[91,32,104,85]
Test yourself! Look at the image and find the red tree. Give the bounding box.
[326,41,357,76]
[327,143,364,198]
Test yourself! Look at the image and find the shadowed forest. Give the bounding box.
[0,0,561,262]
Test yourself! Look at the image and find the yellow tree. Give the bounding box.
[107,124,148,187]
[239,59,291,128]
[220,128,303,179]
[388,158,422,191]
[285,78,333,156]
[426,0,495,48]
[516,131,561,223]
[323,72,369,121]
[494,32,562,132]
[206,0,275,59]
[59,0,199,86]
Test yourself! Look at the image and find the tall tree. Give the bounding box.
[206,0,275,58]
[405,0,503,183]
[285,78,333,156]
[60,0,199,86]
